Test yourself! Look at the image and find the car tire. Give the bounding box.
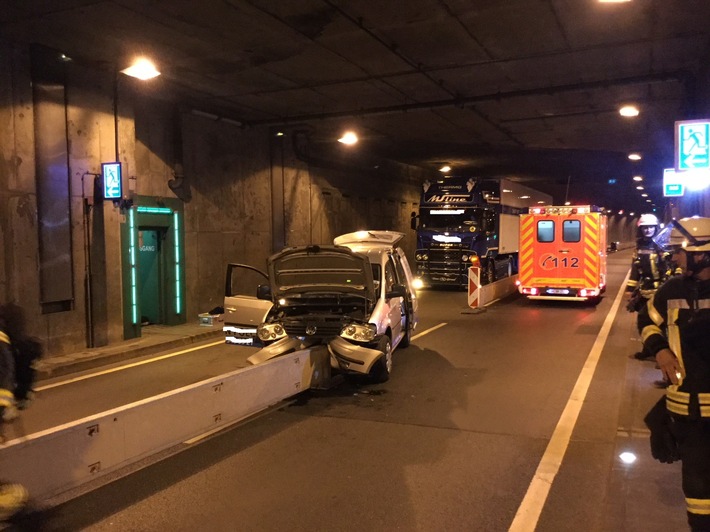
[370,336,392,383]
[483,260,496,285]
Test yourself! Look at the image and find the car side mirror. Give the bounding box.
[386,284,407,299]
[256,284,272,300]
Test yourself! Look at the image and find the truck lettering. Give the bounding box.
[426,194,469,203]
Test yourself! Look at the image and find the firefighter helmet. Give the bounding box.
[637,213,659,239]
[654,217,710,252]
[638,213,660,227]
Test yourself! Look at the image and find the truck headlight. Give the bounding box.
[340,323,377,342]
[257,323,286,341]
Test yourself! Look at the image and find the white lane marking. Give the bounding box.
[35,340,225,392]
[509,272,630,532]
[411,322,447,340]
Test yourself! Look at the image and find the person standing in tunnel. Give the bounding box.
[626,213,673,360]
[637,217,710,532]
[0,305,29,522]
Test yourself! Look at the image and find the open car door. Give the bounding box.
[223,263,274,346]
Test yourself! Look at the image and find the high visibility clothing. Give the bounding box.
[638,275,710,530]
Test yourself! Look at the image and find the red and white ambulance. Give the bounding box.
[517,205,607,301]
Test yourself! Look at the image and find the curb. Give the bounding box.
[36,329,224,381]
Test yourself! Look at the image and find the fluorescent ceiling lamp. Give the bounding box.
[121,58,161,80]
[641,193,648,197]
[338,131,358,145]
[619,105,639,117]
[628,152,642,161]
[636,185,644,190]
[439,165,451,173]
[633,175,644,181]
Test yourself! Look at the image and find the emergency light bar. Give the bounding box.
[529,205,596,215]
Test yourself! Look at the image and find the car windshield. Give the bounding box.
[419,207,483,230]
[274,253,368,291]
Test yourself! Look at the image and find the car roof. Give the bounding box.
[333,230,404,249]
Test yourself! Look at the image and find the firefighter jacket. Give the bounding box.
[626,240,671,298]
[638,275,710,415]
[0,328,15,412]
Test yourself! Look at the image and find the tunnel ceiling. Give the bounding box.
[2,0,709,212]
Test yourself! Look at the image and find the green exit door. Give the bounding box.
[138,228,165,325]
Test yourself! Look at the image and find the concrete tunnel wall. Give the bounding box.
[0,39,430,358]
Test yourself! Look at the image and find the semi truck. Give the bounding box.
[410,177,552,288]
[517,205,607,301]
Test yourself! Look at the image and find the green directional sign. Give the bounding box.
[663,168,684,197]
[676,120,710,171]
[102,162,122,200]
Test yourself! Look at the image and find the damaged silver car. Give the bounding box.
[225,232,417,382]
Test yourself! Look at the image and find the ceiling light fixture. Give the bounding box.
[619,105,639,117]
[439,165,451,173]
[636,185,644,190]
[599,0,631,3]
[121,57,161,80]
[338,131,358,145]
[628,152,642,161]
[633,175,644,181]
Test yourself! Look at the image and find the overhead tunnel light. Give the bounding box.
[121,57,161,80]
[338,131,358,145]
[628,153,642,161]
[619,105,639,117]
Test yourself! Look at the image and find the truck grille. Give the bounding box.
[419,248,468,285]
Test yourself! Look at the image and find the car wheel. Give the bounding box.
[483,260,495,285]
[370,336,392,383]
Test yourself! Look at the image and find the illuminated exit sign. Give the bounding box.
[102,162,122,200]
[675,120,710,171]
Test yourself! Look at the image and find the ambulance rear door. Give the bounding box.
[520,212,589,294]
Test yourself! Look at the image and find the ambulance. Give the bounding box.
[517,205,607,301]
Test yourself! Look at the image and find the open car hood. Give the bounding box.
[267,245,375,303]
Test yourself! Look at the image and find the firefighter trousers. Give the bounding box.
[677,418,710,531]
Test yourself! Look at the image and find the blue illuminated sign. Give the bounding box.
[102,162,122,200]
[676,120,710,171]
[663,168,684,197]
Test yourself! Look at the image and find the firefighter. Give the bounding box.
[637,216,710,531]
[626,213,672,360]
[0,308,29,522]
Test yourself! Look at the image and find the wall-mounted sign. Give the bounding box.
[663,168,684,197]
[675,120,710,171]
[102,162,122,200]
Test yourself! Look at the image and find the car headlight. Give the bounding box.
[340,323,377,342]
[461,254,469,262]
[257,323,286,341]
